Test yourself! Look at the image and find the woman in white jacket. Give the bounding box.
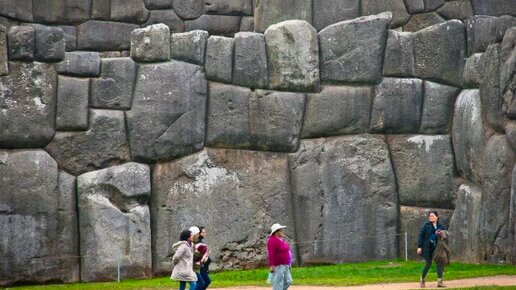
[171,229,198,290]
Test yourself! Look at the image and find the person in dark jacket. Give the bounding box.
[417,211,447,288]
[197,226,211,290]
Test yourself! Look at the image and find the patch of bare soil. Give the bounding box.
[208,275,516,290]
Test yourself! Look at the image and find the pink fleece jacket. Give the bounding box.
[267,235,291,266]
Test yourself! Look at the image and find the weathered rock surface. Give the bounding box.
[0,0,32,22]
[265,20,319,92]
[470,0,516,17]
[233,32,268,88]
[152,149,294,272]
[399,206,453,261]
[126,61,207,162]
[45,109,131,175]
[361,0,409,28]
[90,57,137,110]
[383,30,415,77]
[34,25,65,62]
[205,36,233,83]
[413,20,465,87]
[419,81,460,134]
[449,182,482,263]
[511,165,516,264]
[312,0,359,31]
[143,10,184,33]
[204,0,253,15]
[436,0,473,20]
[131,24,170,63]
[144,0,173,9]
[254,0,311,33]
[369,78,423,134]
[463,53,485,88]
[0,62,56,148]
[479,135,515,264]
[91,0,110,20]
[110,0,149,24]
[78,162,151,282]
[56,76,89,131]
[388,135,455,208]
[402,12,445,32]
[174,0,204,19]
[170,30,208,65]
[8,26,34,61]
[466,16,512,55]
[185,15,241,36]
[60,26,76,51]
[301,86,372,138]
[55,52,100,77]
[289,135,398,264]
[319,12,391,84]
[501,27,516,94]
[77,21,139,51]
[452,90,485,184]
[240,16,254,31]
[0,150,78,286]
[0,25,7,75]
[33,0,91,24]
[480,44,504,132]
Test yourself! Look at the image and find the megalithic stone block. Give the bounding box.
[232,32,268,88]
[8,25,34,61]
[170,30,208,65]
[131,23,170,62]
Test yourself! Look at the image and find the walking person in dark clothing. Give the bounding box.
[197,226,211,290]
[417,211,447,288]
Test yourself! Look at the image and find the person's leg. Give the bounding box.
[195,272,205,290]
[272,265,286,290]
[421,258,432,278]
[188,281,197,290]
[436,263,445,287]
[201,266,211,289]
[283,266,292,290]
[179,281,186,290]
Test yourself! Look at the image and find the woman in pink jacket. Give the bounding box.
[267,223,292,290]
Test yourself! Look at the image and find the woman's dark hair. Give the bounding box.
[428,210,439,220]
[198,226,205,232]
[179,229,191,241]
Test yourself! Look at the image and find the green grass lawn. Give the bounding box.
[9,260,516,289]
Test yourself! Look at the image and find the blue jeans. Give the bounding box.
[195,272,205,290]
[272,265,292,290]
[200,264,211,289]
[179,281,196,290]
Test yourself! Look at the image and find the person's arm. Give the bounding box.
[417,224,425,254]
[172,244,185,266]
[267,237,277,272]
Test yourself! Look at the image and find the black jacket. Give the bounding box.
[417,221,446,260]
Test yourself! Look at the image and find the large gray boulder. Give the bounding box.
[8,26,34,61]
[388,135,455,208]
[56,76,89,131]
[33,0,90,24]
[361,0,409,27]
[413,20,465,87]
[110,0,149,24]
[205,36,233,83]
[45,109,131,175]
[419,81,460,134]
[479,135,515,264]
[452,90,485,184]
[0,150,78,286]
[90,57,137,110]
[126,61,207,162]
[185,15,241,36]
[34,25,65,62]
[0,0,33,22]
[480,44,504,132]
[0,25,7,76]
[152,148,294,273]
[78,163,151,282]
[173,0,203,19]
[399,206,453,261]
[254,0,312,33]
[319,12,391,84]
[143,10,184,33]
[204,0,253,15]
[289,135,398,264]
[77,21,139,51]
[55,51,101,77]
[466,16,516,56]
[463,53,485,88]
[130,24,170,63]
[435,0,473,21]
[312,0,359,31]
[0,62,56,148]
[91,0,110,20]
[301,86,373,138]
[402,13,445,33]
[383,30,415,77]
[170,30,208,65]
[470,0,516,17]
[144,0,173,9]
[369,78,423,134]
[449,182,482,263]
[233,32,268,88]
[265,20,319,92]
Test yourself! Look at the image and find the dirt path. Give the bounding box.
[208,275,516,289]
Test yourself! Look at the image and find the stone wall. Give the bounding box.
[0,0,515,286]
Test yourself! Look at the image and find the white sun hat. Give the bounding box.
[189,226,200,236]
[270,223,287,236]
